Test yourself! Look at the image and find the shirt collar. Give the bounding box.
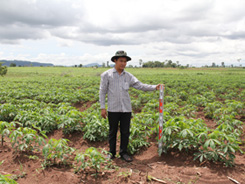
[113,67,125,74]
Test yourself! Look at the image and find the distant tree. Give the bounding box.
[154,61,161,67]
[0,62,7,76]
[162,62,165,67]
[171,63,177,68]
[211,62,216,67]
[10,63,16,67]
[166,60,172,67]
[128,65,133,68]
[139,59,143,67]
[74,65,77,67]
[79,64,83,67]
[176,61,180,67]
[107,61,109,67]
[142,61,154,68]
[142,60,184,68]
[221,62,225,67]
[102,62,105,67]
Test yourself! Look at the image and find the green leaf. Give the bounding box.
[204,140,210,149]
[178,144,183,151]
[210,140,215,149]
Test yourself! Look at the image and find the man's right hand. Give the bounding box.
[101,109,107,119]
[156,84,164,90]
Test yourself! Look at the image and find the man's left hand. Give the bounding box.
[156,84,164,90]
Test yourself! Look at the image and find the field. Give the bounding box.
[0,67,244,184]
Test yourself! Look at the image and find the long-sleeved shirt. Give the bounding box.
[99,67,157,112]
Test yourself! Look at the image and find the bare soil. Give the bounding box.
[195,107,217,129]
[72,101,96,112]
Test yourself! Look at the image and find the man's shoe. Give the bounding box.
[121,154,133,162]
[106,153,115,160]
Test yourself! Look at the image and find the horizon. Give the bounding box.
[1,59,243,68]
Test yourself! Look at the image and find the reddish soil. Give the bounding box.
[0,103,244,184]
[195,107,217,129]
[132,107,144,114]
[1,133,244,184]
[236,115,245,122]
[72,101,96,111]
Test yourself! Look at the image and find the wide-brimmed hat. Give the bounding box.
[111,50,131,62]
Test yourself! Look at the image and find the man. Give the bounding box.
[99,50,161,162]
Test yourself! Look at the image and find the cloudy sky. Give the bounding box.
[0,0,244,67]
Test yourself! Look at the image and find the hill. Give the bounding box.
[83,63,102,67]
[0,60,54,67]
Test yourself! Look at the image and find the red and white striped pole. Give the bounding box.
[158,84,164,156]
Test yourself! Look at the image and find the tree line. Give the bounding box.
[141,60,189,68]
[202,62,244,68]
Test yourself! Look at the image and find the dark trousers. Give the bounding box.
[108,112,131,156]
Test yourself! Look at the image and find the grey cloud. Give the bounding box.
[223,31,245,40]
[0,0,83,43]
[0,0,245,48]
[0,0,80,26]
[176,1,214,22]
[0,39,20,44]
[54,31,141,46]
[51,26,195,46]
[77,17,173,34]
[0,23,48,43]
[176,51,219,58]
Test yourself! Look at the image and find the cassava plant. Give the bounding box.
[9,126,46,153]
[0,121,18,146]
[42,138,75,167]
[74,147,114,177]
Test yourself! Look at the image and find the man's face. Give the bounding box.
[114,57,127,70]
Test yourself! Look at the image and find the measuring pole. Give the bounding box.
[158,84,164,156]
